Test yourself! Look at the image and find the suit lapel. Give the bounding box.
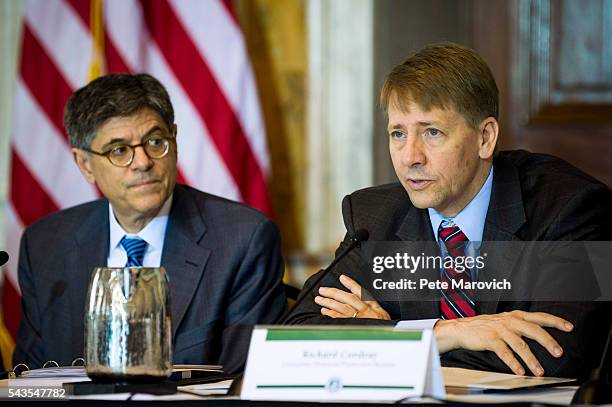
[484,156,526,241]
[479,156,527,314]
[68,200,109,355]
[161,185,211,338]
[395,206,440,319]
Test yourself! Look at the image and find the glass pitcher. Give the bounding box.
[85,267,172,382]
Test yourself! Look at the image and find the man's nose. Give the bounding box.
[130,146,153,170]
[401,135,427,167]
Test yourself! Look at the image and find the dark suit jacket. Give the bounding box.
[286,150,612,379]
[13,184,287,374]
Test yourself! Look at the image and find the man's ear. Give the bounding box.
[172,123,178,160]
[72,148,96,184]
[478,117,499,160]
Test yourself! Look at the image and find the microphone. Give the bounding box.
[0,251,8,267]
[228,229,370,395]
[279,228,369,324]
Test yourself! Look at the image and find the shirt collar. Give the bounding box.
[428,165,494,242]
[109,194,173,252]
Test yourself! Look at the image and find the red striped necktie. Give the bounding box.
[438,221,476,319]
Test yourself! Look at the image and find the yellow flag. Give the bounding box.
[88,0,106,81]
[0,316,14,370]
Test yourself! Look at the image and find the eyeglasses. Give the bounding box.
[83,135,175,167]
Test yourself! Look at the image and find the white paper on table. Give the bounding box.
[8,377,91,387]
[19,367,87,378]
[442,367,575,390]
[445,386,578,405]
[129,392,206,401]
[178,379,233,396]
[68,393,132,400]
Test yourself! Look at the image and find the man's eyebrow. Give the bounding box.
[387,121,439,131]
[100,137,127,149]
[141,125,165,139]
[99,125,165,150]
[416,121,439,127]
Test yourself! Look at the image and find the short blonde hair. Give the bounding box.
[380,42,499,129]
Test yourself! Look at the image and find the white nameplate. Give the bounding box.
[241,326,444,401]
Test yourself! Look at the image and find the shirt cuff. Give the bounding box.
[394,319,439,330]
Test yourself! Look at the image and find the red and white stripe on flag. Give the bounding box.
[2,0,271,341]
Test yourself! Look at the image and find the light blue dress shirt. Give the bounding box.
[395,166,494,330]
[428,166,494,244]
[107,194,173,268]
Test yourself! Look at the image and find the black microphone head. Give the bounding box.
[0,251,8,267]
[353,229,369,243]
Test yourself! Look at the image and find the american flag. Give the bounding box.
[1,0,271,354]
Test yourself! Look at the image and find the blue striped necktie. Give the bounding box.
[120,236,147,267]
[438,221,476,319]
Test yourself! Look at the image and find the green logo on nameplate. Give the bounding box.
[265,329,422,341]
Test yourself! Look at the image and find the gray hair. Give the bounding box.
[63,73,174,149]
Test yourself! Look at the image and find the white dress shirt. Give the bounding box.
[107,194,173,267]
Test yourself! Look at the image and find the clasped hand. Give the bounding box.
[314,274,390,320]
[315,275,574,376]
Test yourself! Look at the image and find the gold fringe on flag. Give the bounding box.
[0,315,14,370]
[88,0,106,81]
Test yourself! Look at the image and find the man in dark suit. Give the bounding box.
[13,73,286,374]
[286,43,611,379]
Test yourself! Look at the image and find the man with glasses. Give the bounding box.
[12,73,286,374]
